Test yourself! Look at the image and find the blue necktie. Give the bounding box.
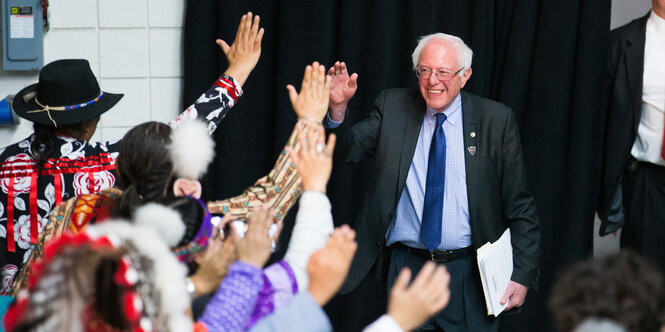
[421,112,446,252]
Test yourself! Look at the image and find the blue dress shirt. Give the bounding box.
[386,94,471,250]
[326,94,471,250]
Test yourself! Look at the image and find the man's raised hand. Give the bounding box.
[327,61,358,122]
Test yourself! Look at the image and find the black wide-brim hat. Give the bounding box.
[12,59,123,126]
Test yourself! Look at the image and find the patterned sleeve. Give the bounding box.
[198,261,264,332]
[206,120,324,221]
[94,75,242,154]
[245,261,298,330]
[169,75,243,134]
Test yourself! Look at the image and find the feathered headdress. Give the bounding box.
[6,221,192,332]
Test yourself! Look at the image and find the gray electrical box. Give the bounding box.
[1,0,43,71]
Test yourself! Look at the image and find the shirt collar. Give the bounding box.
[648,10,665,36]
[426,93,463,126]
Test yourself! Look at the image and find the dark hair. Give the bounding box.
[94,256,128,330]
[31,121,91,172]
[9,316,48,332]
[550,251,665,332]
[169,197,206,275]
[169,196,204,247]
[115,122,175,219]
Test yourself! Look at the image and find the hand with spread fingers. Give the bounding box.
[190,215,238,297]
[285,123,336,193]
[234,204,282,268]
[287,62,332,123]
[306,225,357,306]
[327,61,358,122]
[218,12,264,86]
[387,262,451,331]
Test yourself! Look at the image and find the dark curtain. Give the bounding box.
[183,1,610,331]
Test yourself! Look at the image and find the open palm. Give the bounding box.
[327,61,358,119]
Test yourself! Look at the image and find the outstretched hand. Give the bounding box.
[307,225,357,306]
[285,123,336,193]
[218,12,264,86]
[234,204,281,268]
[387,262,450,331]
[286,62,331,122]
[327,61,358,122]
[190,215,238,297]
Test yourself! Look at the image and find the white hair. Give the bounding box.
[411,33,473,77]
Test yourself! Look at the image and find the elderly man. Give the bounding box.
[325,33,540,331]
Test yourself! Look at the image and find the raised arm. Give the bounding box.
[247,226,357,332]
[198,205,280,332]
[287,62,331,123]
[326,61,358,123]
[188,215,238,297]
[280,124,336,289]
[363,262,450,332]
[207,62,332,220]
[169,12,264,132]
[210,63,336,290]
[218,12,264,87]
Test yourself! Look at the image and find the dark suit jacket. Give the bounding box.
[597,14,648,236]
[332,88,540,293]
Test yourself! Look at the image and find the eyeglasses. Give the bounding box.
[415,66,465,81]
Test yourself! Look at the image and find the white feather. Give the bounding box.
[169,119,215,180]
[87,221,193,331]
[133,203,185,247]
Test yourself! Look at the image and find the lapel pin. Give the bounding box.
[470,132,476,138]
[468,146,476,156]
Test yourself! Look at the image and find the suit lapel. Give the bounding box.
[623,15,648,127]
[461,91,479,228]
[396,91,425,202]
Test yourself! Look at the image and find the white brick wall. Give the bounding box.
[0,0,185,146]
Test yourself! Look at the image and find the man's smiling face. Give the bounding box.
[417,39,471,111]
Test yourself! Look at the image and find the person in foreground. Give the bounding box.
[549,251,665,332]
[249,242,453,332]
[248,131,452,332]
[0,11,263,295]
[325,32,540,331]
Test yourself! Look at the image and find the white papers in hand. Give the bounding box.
[476,228,513,316]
